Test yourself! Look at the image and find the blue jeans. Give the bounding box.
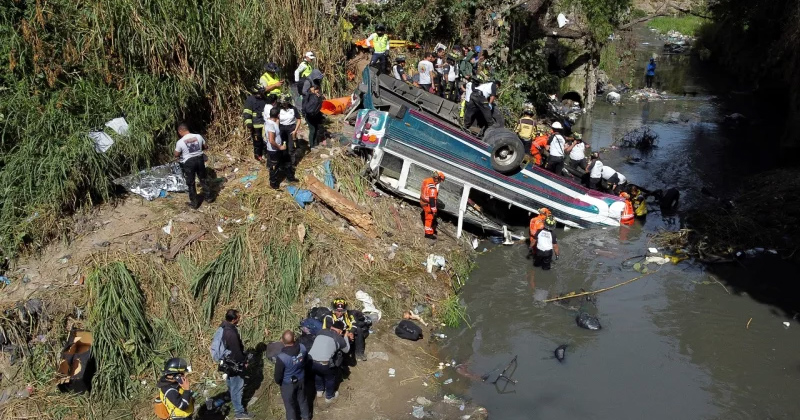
[227,374,246,415]
[312,361,337,399]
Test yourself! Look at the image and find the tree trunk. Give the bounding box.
[584,47,598,110]
[303,174,379,238]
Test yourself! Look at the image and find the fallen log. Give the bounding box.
[303,175,379,238]
[164,229,207,260]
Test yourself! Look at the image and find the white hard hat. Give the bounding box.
[551,122,563,130]
[305,51,315,60]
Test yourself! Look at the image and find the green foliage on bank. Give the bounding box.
[647,16,708,36]
[0,0,347,260]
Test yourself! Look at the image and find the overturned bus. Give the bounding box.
[351,67,625,237]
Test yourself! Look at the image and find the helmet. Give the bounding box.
[376,24,386,32]
[254,84,266,94]
[591,152,600,159]
[395,56,406,63]
[573,133,583,140]
[433,171,445,181]
[164,358,189,375]
[620,192,630,199]
[280,93,293,104]
[332,298,348,311]
[539,208,551,217]
[551,122,563,130]
[474,46,482,53]
[544,216,556,228]
[264,62,279,73]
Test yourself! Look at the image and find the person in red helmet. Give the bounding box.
[420,171,445,239]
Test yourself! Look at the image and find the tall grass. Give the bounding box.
[0,0,349,260]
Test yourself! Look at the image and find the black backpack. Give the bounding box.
[308,307,332,322]
[395,320,423,341]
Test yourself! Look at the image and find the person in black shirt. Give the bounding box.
[242,86,269,162]
[302,84,324,148]
[220,309,252,420]
[274,330,310,420]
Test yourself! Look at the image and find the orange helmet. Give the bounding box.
[433,171,445,181]
[538,207,552,217]
[620,192,630,199]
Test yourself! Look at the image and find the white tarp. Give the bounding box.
[356,290,382,322]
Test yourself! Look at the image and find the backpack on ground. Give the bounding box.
[209,326,230,363]
[395,320,423,341]
[308,307,332,322]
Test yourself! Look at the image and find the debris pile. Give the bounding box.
[630,88,667,102]
[616,126,659,149]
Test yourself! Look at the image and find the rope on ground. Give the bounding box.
[544,268,660,302]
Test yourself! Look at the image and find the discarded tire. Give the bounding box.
[484,127,524,174]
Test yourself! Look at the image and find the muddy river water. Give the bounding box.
[438,28,800,419]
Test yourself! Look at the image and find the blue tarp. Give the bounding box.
[323,160,335,189]
[287,186,314,208]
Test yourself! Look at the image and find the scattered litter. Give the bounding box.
[239,175,257,184]
[0,276,10,286]
[162,219,173,235]
[246,213,256,223]
[416,396,432,406]
[59,255,72,264]
[445,363,451,367]
[783,322,790,328]
[443,378,453,385]
[216,225,223,233]
[472,238,479,249]
[460,404,465,411]
[425,254,446,273]
[233,167,240,173]
[434,333,447,339]
[645,256,670,265]
[323,160,336,189]
[412,406,425,418]
[89,130,115,153]
[104,117,129,135]
[630,88,666,102]
[422,382,428,387]
[244,182,252,189]
[367,351,389,361]
[606,91,621,104]
[260,224,267,231]
[388,368,396,377]
[648,247,659,253]
[356,290,382,321]
[113,163,188,200]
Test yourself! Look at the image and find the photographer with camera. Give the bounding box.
[156,358,195,419]
[218,309,252,420]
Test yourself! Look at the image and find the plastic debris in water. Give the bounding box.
[783,322,790,328]
[443,378,453,385]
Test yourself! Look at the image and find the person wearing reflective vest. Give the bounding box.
[274,330,310,420]
[619,192,635,225]
[367,24,390,74]
[530,130,552,166]
[420,171,445,239]
[529,207,552,242]
[259,62,283,97]
[630,185,648,217]
[531,216,560,270]
[322,298,370,362]
[515,108,536,151]
[242,86,269,162]
[156,358,195,419]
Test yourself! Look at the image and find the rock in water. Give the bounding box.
[554,345,568,362]
[576,312,602,330]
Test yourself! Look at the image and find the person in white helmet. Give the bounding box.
[546,121,567,176]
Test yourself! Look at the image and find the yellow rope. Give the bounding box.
[544,269,660,303]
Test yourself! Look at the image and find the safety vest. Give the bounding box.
[372,34,389,53]
[529,215,545,238]
[419,177,439,207]
[159,387,194,419]
[633,194,647,217]
[621,197,635,225]
[276,344,307,385]
[259,72,281,96]
[300,62,313,79]
[323,312,355,330]
[535,229,554,251]
[517,118,535,140]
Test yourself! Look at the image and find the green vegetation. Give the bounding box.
[648,16,708,36]
[0,0,348,260]
[191,231,248,321]
[439,294,470,328]
[87,262,153,403]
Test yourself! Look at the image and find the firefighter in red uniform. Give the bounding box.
[420,171,445,239]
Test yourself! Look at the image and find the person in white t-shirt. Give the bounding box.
[464,80,499,135]
[546,122,567,176]
[277,95,301,178]
[174,123,211,209]
[600,165,627,193]
[565,133,587,171]
[264,108,290,190]
[417,52,436,93]
[586,153,604,190]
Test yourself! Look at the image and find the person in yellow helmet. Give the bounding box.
[259,62,283,97]
[322,298,372,362]
[156,358,195,419]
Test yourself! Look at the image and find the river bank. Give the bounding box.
[0,121,487,419]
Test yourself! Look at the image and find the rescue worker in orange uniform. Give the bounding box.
[420,171,445,239]
[529,207,552,239]
[530,130,552,166]
[620,192,635,225]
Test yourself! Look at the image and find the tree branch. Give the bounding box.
[618,0,671,30]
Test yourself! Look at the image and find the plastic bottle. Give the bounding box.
[434,333,447,339]
[204,390,213,410]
